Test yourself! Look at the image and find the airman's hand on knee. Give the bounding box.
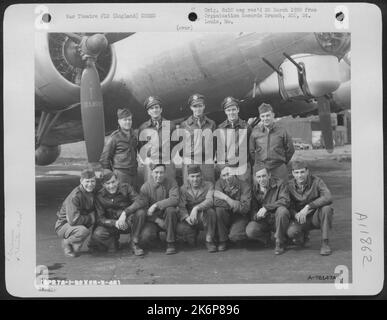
[115,219,127,230]
[256,207,267,220]
[185,216,194,226]
[115,220,123,230]
[147,203,158,216]
[296,205,311,224]
[189,207,199,224]
[229,200,240,212]
[295,211,307,224]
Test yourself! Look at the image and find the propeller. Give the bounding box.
[63,33,132,163]
[316,96,334,153]
[104,33,135,44]
[80,56,106,163]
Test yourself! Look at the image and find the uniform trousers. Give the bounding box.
[176,208,217,244]
[245,206,290,243]
[215,208,249,242]
[139,207,178,246]
[56,223,91,252]
[90,209,147,250]
[287,205,333,241]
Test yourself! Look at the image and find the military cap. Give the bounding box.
[291,160,308,170]
[101,170,116,184]
[143,96,162,110]
[188,93,205,107]
[187,164,201,175]
[117,108,132,119]
[258,103,273,114]
[80,168,95,180]
[221,96,239,110]
[253,163,269,175]
[150,162,166,171]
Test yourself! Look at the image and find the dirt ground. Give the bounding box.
[36,145,352,284]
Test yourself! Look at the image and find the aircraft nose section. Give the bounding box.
[314,33,351,59]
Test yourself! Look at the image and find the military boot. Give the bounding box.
[320,239,332,256]
[217,241,227,252]
[165,242,177,255]
[131,241,145,256]
[274,240,285,255]
[62,240,77,258]
[206,241,217,253]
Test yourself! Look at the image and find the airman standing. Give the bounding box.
[249,103,295,182]
[180,94,216,184]
[138,96,176,181]
[100,108,138,187]
[217,96,252,182]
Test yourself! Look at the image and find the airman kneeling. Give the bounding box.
[54,169,98,258]
[89,171,146,256]
[245,164,290,255]
[176,165,217,252]
[287,161,334,256]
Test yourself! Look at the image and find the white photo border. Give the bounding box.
[3,2,384,297]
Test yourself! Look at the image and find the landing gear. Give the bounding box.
[260,53,338,153]
[316,96,334,153]
[35,110,63,165]
[35,110,63,148]
[35,145,61,166]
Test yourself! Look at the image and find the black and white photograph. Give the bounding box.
[4,3,383,297]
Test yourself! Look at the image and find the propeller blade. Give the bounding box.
[317,97,334,153]
[104,33,135,44]
[80,59,105,163]
[64,32,83,43]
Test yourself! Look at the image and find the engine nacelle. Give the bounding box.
[35,33,117,110]
[35,145,61,166]
[254,54,341,100]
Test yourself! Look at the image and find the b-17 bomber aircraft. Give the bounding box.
[35,32,350,165]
